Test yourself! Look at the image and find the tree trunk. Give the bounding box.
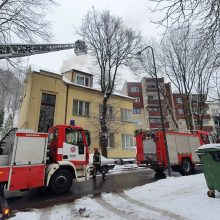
[0,108,4,133]
[184,95,194,131]
[99,97,109,157]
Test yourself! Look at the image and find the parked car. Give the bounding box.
[89,154,118,174]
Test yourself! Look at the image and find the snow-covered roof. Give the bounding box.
[30,65,134,101]
[30,64,62,76]
[197,144,220,150]
[63,76,134,100]
[62,68,93,76]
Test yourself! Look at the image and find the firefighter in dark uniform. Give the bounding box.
[93,147,106,179]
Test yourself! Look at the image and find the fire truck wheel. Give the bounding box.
[49,169,73,194]
[181,158,192,175]
[154,169,165,173]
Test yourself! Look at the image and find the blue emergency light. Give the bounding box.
[70,120,75,126]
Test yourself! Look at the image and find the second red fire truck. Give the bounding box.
[135,129,215,175]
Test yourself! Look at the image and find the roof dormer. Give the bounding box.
[62,69,93,87]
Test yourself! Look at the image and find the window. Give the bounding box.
[48,128,58,144]
[65,128,84,154]
[134,97,141,102]
[149,117,162,123]
[214,119,220,126]
[148,95,154,100]
[176,98,182,104]
[73,100,90,117]
[212,109,219,115]
[99,133,115,148]
[130,87,139,92]
[133,120,142,125]
[38,93,56,132]
[133,108,141,114]
[121,109,132,122]
[147,84,156,89]
[177,108,184,114]
[65,129,82,145]
[108,133,115,148]
[149,107,160,112]
[99,105,114,119]
[76,75,89,86]
[122,134,136,149]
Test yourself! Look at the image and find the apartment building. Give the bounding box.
[173,94,213,131]
[122,78,176,130]
[123,78,213,132]
[206,102,220,135]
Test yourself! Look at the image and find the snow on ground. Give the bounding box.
[11,173,219,220]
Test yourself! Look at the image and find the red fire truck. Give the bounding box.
[0,123,90,217]
[135,129,215,176]
[0,41,88,218]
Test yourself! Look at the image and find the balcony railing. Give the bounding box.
[150,122,170,129]
[147,99,165,105]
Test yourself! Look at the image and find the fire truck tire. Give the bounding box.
[154,172,166,180]
[154,169,165,173]
[49,169,73,194]
[181,158,193,175]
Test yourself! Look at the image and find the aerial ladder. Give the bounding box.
[0,40,87,219]
[0,40,87,59]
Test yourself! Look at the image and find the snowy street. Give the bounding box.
[11,173,219,220]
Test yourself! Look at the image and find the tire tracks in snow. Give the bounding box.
[38,206,52,220]
[117,192,187,220]
[93,194,149,220]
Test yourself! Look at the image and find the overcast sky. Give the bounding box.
[28,0,163,83]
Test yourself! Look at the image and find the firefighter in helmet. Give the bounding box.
[92,147,106,179]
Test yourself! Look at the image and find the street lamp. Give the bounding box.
[138,46,172,177]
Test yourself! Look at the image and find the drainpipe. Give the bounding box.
[64,84,69,124]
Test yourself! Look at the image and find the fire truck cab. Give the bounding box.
[0,124,90,196]
[135,129,215,175]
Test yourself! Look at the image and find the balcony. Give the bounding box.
[196,126,214,132]
[146,88,157,93]
[149,111,163,116]
[150,122,170,129]
[147,99,165,105]
[133,102,143,108]
[202,114,211,120]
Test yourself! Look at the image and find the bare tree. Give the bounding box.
[209,73,220,101]
[79,9,142,157]
[0,0,56,88]
[0,69,23,138]
[159,28,220,130]
[84,99,129,150]
[150,0,220,44]
[0,0,55,43]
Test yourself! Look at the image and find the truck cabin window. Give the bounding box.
[48,129,58,144]
[201,134,209,144]
[65,128,84,154]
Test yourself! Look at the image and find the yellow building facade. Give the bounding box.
[19,67,136,159]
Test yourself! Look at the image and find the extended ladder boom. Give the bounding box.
[0,40,87,59]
